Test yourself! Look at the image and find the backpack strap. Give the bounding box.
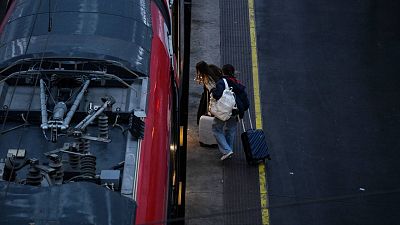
[222,78,229,90]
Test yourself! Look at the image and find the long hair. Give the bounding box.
[195,61,222,85]
[208,64,223,82]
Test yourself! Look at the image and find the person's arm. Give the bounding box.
[211,80,225,100]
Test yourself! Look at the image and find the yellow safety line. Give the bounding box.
[248,0,270,224]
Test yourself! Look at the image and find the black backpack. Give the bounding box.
[230,80,249,114]
[236,88,250,112]
[224,77,250,117]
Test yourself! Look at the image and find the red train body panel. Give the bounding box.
[136,2,172,223]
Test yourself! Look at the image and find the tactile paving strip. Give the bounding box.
[220,0,263,224]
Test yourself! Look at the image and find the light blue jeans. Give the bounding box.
[212,116,237,154]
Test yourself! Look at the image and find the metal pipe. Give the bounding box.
[74,113,94,130]
[62,80,90,129]
[40,79,48,129]
[76,101,108,130]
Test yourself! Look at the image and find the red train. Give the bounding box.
[0,0,190,224]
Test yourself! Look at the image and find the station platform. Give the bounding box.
[186,0,266,224]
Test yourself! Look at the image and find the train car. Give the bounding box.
[0,0,189,224]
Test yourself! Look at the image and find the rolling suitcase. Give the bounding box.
[199,115,218,147]
[198,89,218,147]
[240,111,271,164]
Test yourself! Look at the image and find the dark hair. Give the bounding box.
[195,61,221,84]
[222,64,235,77]
[196,61,209,74]
[208,64,223,81]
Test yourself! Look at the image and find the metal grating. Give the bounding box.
[220,0,263,224]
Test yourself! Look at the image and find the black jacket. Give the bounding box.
[212,76,249,118]
[196,86,209,124]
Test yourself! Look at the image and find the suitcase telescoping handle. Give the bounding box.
[240,110,254,131]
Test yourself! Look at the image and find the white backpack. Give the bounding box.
[209,78,237,121]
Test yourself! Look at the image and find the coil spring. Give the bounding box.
[68,142,81,169]
[98,114,109,138]
[26,165,42,186]
[78,138,90,153]
[68,155,79,169]
[80,155,96,178]
[49,157,63,184]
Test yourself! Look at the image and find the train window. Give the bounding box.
[153,0,171,33]
[165,23,174,67]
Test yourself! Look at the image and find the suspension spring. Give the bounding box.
[80,155,96,178]
[98,113,109,139]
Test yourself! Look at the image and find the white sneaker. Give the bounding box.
[220,151,233,161]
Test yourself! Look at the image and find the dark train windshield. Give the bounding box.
[0,0,152,76]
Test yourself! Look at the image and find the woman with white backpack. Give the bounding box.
[211,64,250,160]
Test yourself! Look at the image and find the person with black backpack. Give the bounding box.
[211,64,250,160]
